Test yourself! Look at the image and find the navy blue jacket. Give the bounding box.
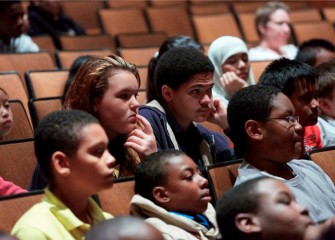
[139,101,234,171]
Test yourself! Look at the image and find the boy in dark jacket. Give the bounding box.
[139,47,234,172]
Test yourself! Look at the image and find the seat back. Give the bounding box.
[55,49,114,69]
[146,6,195,38]
[292,21,335,45]
[62,1,104,35]
[28,97,63,129]
[119,47,157,67]
[237,12,259,44]
[0,52,56,92]
[189,2,230,15]
[323,7,335,22]
[290,8,322,23]
[31,35,56,56]
[25,70,69,99]
[59,35,116,51]
[0,190,44,233]
[98,9,149,37]
[230,2,264,13]
[0,138,36,190]
[206,159,243,202]
[3,100,33,141]
[98,177,135,216]
[116,32,167,48]
[307,146,335,185]
[107,0,148,9]
[250,60,273,84]
[192,13,241,44]
[150,0,187,7]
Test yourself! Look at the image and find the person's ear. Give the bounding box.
[152,186,170,204]
[235,213,261,234]
[245,120,263,140]
[318,98,330,112]
[51,151,71,177]
[161,85,173,102]
[92,99,100,113]
[258,23,267,36]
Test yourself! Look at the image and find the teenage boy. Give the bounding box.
[315,60,335,147]
[130,149,220,240]
[139,47,234,173]
[216,177,335,240]
[295,39,335,67]
[227,85,335,223]
[12,110,115,239]
[259,58,321,153]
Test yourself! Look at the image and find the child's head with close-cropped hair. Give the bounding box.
[134,149,211,215]
[131,149,221,239]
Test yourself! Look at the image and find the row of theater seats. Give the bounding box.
[24,0,335,54]
[0,144,334,233]
[1,38,323,147]
[0,48,273,140]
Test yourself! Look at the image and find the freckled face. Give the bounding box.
[95,70,140,139]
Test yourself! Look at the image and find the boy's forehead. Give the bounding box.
[190,72,213,80]
[294,77,316,89]
[257,178,290,197]
[292,79,317,95]
[166,154,196,171]
[270,92,294,112]
[186,72,214,85]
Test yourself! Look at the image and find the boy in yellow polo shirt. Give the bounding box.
[12,110,115,239]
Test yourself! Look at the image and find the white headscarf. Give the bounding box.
[208,36,255,104]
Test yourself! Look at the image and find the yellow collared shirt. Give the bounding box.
[11,188,113,240]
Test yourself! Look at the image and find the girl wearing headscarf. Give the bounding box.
[208,36,255,105]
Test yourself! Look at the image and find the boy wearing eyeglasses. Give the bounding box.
[259,58,321,154]
[227,85,335,223]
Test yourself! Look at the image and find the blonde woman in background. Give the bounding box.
[249,1,297,61]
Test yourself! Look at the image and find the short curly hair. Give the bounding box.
[227,85,281,158]
[35,110,99,181]
[296,39,335,67]
[134,149,185,202]
[216,176,270,240]
[154,47,214,100]
[259,58,317,97]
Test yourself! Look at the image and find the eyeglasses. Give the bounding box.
[264,115,299,125]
